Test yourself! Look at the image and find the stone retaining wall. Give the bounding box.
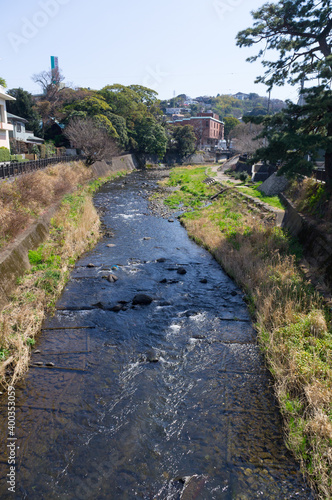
[0,155,136,312]
[280,194,332,285]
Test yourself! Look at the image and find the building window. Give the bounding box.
[16,122,22,133]
[206,121,209,127]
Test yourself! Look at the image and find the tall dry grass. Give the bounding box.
[0,164,129,387]
[181,191,332,498]
[0,161,92,248]
[0,192,100,386]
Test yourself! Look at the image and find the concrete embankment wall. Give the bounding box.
[280,194,332,285]
[91,154,138,177]
[0,155,136,312]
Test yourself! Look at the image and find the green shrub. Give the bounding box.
[40,142,56,159]
[28,249,44,265]
[239,171,249,182]
[0,147,10,162]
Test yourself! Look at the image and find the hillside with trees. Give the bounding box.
[160,92,286,120]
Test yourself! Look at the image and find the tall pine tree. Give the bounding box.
[236,0,332,189]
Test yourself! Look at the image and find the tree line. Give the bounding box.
[3,74,197,166]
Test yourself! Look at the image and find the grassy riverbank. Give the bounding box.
[162,165,332,499]
[0,163,127,388]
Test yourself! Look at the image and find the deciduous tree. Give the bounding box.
[64,117,119,166]
[232,122,265,155]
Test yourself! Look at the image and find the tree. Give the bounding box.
[171,125,196,159]
[236,0,332,188]
[223,117,241,147]
[0,78,7,88]
[127,85,159,107]
[232,122,265,155]
[6,88,41,136]
[32,69,65,102]
[71,95,112,116]
[105,113,129,150]
[64,117,119,166]
[99,84,143,120]
[211,95,243,119]
[131,116,167,165]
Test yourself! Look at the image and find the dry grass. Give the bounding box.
[0,191,100,387]
[0,165,128,388]
[177,183,332,498]
[0,161,93,248]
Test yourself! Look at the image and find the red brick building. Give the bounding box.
[173,112,224,150]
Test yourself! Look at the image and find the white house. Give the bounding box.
[0,86,15,150]
[7,113,44,146]
[233,92,249,101]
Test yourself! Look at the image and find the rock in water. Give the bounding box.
[111,304,123,312]
[177,267,187,275]
[132,294,153,306]
[180,475,207,499]
[146,349,159,363]
[106,274,118,283]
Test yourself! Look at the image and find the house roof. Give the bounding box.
[173,116,224,125]
[26,136,44,144]
[0,87,16,101]
[7,113,28,123]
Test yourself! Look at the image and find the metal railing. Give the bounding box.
[0,155,85,180]
[313,168,326,182]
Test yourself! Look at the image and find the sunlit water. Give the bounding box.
[0,170,314,499]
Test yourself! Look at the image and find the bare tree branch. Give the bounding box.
[64,117,119,166]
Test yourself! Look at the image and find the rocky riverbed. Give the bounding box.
[0,168,314,499]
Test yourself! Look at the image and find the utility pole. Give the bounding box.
[267,89,271,114]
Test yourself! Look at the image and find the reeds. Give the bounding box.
[180,185,332,498]
[0,162,92,248]
[0,167,127,387]
[0,191,100,386]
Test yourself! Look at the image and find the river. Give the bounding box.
[0,169,314,499]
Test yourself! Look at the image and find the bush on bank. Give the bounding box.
[164,165,332,499]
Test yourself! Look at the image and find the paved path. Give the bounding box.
[209,161,243,185]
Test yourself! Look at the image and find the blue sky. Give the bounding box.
[2,0,300,103]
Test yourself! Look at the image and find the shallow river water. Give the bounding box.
[0,170,314,499]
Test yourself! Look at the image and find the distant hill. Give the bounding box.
[160,92,286,120]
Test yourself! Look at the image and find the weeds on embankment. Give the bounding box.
[286,177,332,224]
[165,166,332,499]
[0,161,93,249]
[0,169,127,388]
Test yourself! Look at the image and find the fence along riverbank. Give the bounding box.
[0,155,85,180]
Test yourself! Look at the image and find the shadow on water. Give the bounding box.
[0,170,314,499]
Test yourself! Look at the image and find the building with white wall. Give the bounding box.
[0,86,15,150]
[7,113,44,148]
